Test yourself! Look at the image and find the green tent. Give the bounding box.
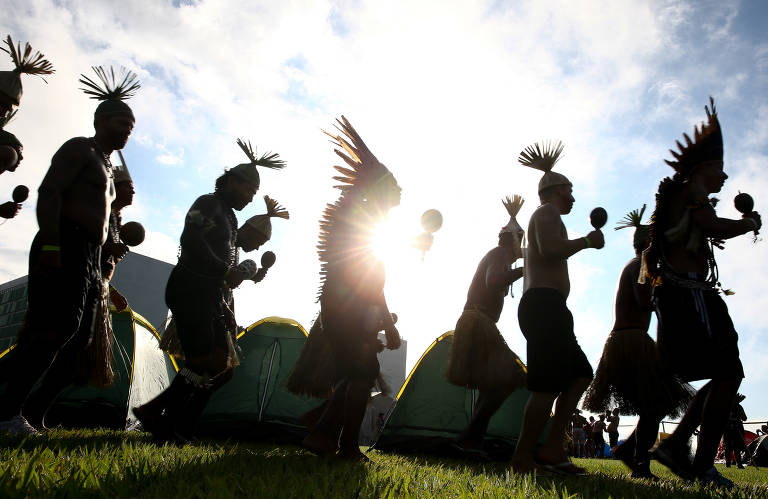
[199,317,323,441]
[374,331,536,459]
[0,309,177,429]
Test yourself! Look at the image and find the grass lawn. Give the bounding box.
[1,429,767,498]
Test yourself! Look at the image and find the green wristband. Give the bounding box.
[583,237,591,249]
[42,244,61,252]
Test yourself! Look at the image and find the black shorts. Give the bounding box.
[518,288,593,393]
[165,266,233,359]
[23,225,101,348]
[654,282,743,382]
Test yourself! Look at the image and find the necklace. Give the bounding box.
[91,138,114,179]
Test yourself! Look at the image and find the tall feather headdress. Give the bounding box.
[0,109,21,149]
[518,140,570,194]
[665,97,722,177]
[0,35,54,106]
[244,195,289,240]
[615,204,650,251]
[79,66,140,119]
[227,138,286,188]
[323,115,391,192]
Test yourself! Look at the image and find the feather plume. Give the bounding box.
[518,140,564,172]
[502,195,524,217]
[0,109,17,128]
[322,115,387,189]
[615,204,647,231]
[264,195,289,219]
[78,66,140,101]
[1,35,54,78]
[236,137,286,169]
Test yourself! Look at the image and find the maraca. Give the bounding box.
[12,185,28,203]
[590,207,608,230]
[734,192,759,239]
[261,250,276,269]
[120,221,145,246]
[414,209,443,260]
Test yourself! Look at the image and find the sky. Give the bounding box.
[1,0,767,436]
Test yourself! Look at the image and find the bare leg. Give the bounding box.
[337,378,373,461]
[538,377,591,465]
[635,413,661,464]
[666,381,711,448]
[303,380,347,455]
[510,391,557,472]
[692,379,740,474]
[457,389,509,450]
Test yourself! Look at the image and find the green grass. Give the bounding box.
[1,429,767,498]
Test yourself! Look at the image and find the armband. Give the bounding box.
[42,245,61,252]
[583,237,591,249]
[744,218,758,230]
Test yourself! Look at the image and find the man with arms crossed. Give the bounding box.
[510,141,604,474]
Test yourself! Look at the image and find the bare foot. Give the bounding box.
[510,454,537,474]
[302,433,338,455]
[337,447,370,462]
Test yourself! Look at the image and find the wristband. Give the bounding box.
[583,237,591,249]
[744,218,758,230]
[42,245,61,252]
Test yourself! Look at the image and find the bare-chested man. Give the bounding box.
[583,206,694,479]
[446,195,527,457]
[0,66,136,434]
[644,98,761,488]
[510,141,604,475]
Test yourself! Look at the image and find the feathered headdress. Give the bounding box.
[323,115,392,192]
[227,138,286,188]
[500,194,524,236]
[665,97,722,177]
[615,204,650,251]
[245,195,289,240]
[0,109,21,149]
[518,140,570,194]
[79,66,140,119]
[114,150,132,184]
[0,35,54,106]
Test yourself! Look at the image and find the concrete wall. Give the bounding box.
[109,252,174,331]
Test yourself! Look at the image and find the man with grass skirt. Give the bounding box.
[445,195,527,459]
[0,112,24,219]
[643,98,761,488]
[134,139,285,443]
[293,117,402,462]
[582,205,694,479]
[21,155,139,429]
[0,66,136,435]
[509,141,605,475]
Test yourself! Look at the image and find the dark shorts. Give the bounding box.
[22,225,101,349]
[165,266,233,359]
[654,282,743,382]
[518,288,593,393]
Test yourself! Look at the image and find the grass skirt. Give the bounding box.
[286,316,336,399]
[159,315,239,369]
[75,279,114,387]
[446,308,526,393]
[286,314,389,399]
[582,329,694,418]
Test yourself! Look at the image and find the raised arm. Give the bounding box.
[485,252,523,291]
[37,139,87,246]
[534,204,603,260]
[179,196,232,277]
[691,203,761,240]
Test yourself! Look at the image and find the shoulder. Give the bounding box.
[622,257,641,276]
[52,137,91,159]
[190,193,221,211]
[532,203,560,222]
[485,246,507,261]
